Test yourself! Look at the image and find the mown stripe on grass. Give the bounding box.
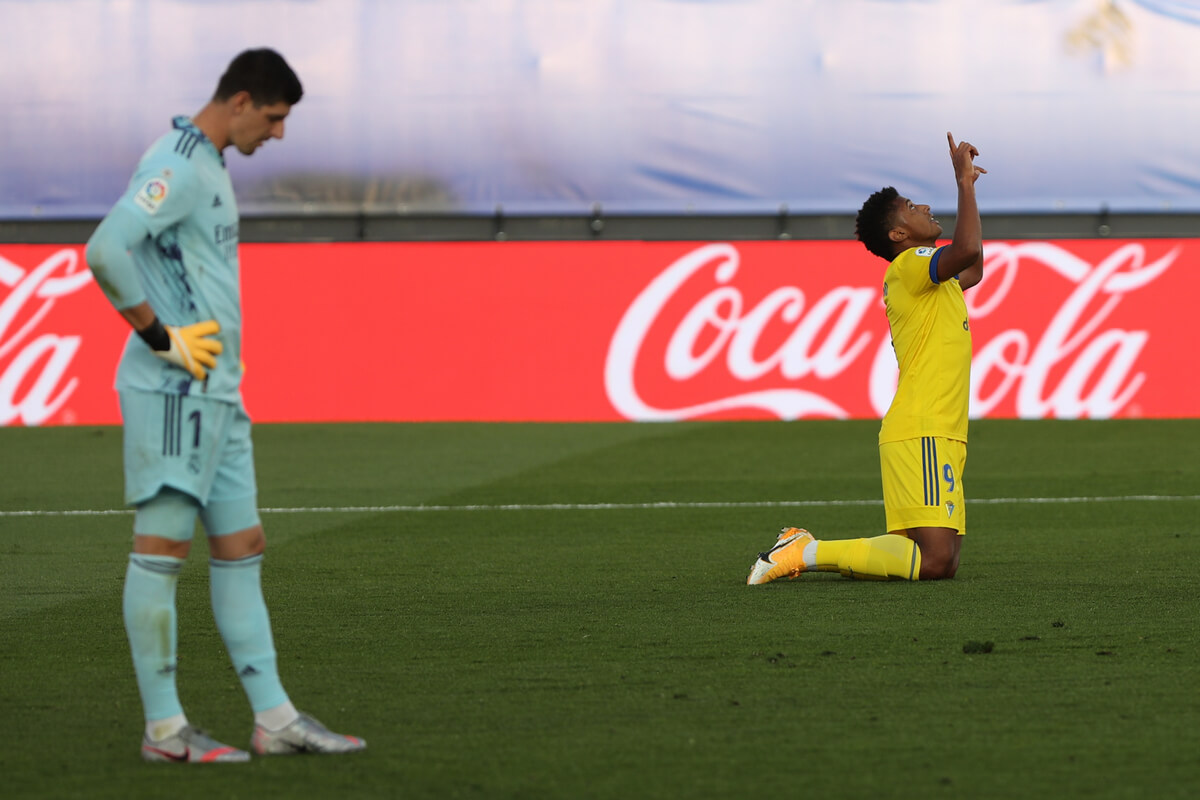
[3,493,1199,517]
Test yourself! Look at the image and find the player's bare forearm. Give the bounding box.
[949,177,983,273]
[937,133,986,282]
[957,252,984,291]
[119,302,160,333]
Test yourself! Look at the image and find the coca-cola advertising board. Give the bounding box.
[0,240,1193,426]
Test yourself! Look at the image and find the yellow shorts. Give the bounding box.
[879,436,967,535]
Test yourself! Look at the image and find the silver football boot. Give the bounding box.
[142,725,251,763]
[251,712,366,755]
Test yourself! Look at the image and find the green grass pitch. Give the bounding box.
[2,419,1198,799]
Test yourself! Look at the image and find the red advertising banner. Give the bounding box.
[0,240,1194,426]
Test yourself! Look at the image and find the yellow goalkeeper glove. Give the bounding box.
[139,319,224,380]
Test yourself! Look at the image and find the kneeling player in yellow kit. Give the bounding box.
[748,132,986,584]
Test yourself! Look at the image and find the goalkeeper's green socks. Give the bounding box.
[209,554,290,713]
[813,534,922,581]
[124,554,186,731]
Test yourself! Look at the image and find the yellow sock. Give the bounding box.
[812,539,851,573]
[815,535,921,581]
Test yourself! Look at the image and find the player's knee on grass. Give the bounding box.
[920,556,958,581]
[908,527,960,580]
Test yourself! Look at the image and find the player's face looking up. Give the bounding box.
[228,92,292,156]
[889,196,943,246]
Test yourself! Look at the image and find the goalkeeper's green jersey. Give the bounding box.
[107,116,243,402]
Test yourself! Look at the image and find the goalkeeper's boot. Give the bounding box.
[252,712,366,755]
[747,527,814,585]
[142,725,250,763]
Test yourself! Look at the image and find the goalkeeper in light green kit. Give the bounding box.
[86,49,365,763]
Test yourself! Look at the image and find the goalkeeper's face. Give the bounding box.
[229,97,293,156]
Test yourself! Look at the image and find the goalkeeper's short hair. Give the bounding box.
[214,49,303,107]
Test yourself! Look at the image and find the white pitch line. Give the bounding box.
[2,494,1198,518]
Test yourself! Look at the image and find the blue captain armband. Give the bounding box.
[928,247,943,285]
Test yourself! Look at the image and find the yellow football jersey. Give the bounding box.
[879,245,972,444]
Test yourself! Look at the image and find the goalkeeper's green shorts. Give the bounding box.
[119,389,259,537]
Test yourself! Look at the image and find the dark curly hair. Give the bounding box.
[855,187,901,261]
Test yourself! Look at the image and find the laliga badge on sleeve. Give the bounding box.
[915,246,936,257]
[133,177,170,215]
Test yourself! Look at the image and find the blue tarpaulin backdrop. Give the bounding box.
[2,0,1199,218]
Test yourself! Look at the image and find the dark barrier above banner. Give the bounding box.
[3,0,1200,220]
[1,239,1194,426]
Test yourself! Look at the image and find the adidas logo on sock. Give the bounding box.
[239,665,260,677]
